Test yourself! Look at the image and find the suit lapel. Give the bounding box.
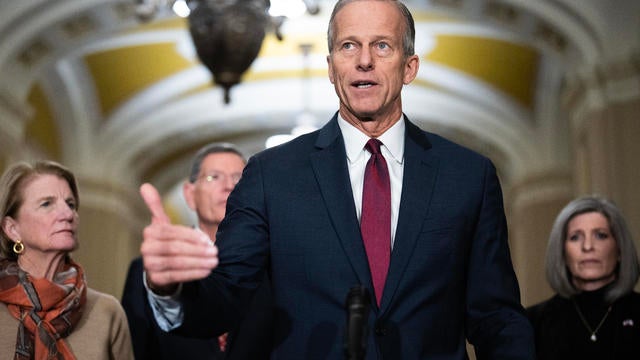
[310,116,372,289]
[380,119,439,312]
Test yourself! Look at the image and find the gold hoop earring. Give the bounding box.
[13,240,24,254]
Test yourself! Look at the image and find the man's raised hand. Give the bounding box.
[139,183,219,290]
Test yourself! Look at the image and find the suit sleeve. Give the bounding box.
[178,154,270,338]
[465,159,536,359]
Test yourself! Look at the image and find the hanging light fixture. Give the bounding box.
[135,0,320,104]
[188,0,271,104]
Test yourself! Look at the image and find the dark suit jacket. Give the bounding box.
[121,257,223,359]
[121,258,274,359]
[178,114,535,359]
[527,292,640,359]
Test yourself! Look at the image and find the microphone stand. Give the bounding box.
[344,285,370,360]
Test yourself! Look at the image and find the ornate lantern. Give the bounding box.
[188,0,271,104]
[135,0,319,104]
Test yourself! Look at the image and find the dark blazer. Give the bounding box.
[527,292,640,359]
[121,257,224,359]
[179,114,535,359]
[224,273,274,359]
[123,261,273,359]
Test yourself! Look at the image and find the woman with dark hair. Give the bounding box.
[527,195,640,359]
[0,160,133,359]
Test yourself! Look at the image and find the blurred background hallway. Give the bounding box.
[0,0,638,309]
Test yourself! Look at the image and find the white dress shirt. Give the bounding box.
[337,113,405,248]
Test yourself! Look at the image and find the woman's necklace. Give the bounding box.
[572,299,612,342]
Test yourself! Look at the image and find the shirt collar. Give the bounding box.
[338,114,405,165]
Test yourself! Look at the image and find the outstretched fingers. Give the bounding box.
[140,183,171,225]
[139,183,219,287]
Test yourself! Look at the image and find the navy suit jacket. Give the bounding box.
[121,257,223,359]
[122,258,274,360]
[179,114,535,359]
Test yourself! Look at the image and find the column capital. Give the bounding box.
[562,53,640,127]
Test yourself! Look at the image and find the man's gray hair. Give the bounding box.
[327,0,415,57]
[188,143,245,183]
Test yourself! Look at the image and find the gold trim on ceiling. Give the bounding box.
[79,20,538,122]
[426,35,539,108]
[85,43,194,117]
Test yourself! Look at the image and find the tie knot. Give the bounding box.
[365,138,383,155]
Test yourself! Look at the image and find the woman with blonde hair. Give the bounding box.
[0,160,133,359]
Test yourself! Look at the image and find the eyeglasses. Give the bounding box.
[198,172,242,186]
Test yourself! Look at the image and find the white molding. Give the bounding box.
[511,175,573,208]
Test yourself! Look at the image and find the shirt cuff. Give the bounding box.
[143,270,184,331]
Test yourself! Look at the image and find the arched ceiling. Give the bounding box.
[1,0,638,202]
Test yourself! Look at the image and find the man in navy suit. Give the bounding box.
[139,1,535,358]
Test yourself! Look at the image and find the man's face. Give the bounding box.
[327,0,418,125]
[183,152,245,228]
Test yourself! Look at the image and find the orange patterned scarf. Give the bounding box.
[0,258,87,359]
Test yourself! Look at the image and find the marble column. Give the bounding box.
[506,172,574,306]
[73,177,147,298]
[564,54,640,266]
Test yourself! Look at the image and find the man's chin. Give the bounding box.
[348,108,379,122]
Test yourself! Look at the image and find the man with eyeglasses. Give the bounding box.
[121,142,273,359]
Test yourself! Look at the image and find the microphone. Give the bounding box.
[344,285,370,360]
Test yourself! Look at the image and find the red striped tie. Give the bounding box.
[361,138,391,306]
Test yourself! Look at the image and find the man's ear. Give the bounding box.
[327,55,335,84]
[403,54,420,85]
[183,181,197,212]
